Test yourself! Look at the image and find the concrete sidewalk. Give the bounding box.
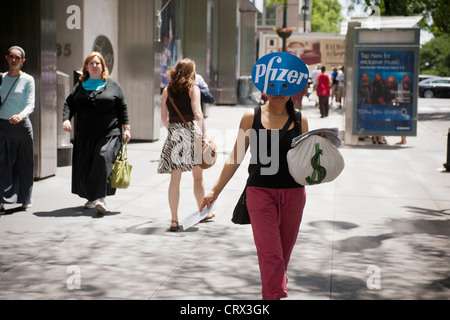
[0,99,449,300]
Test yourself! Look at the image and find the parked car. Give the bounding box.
[419,77,450,98]
[419,74,438,83]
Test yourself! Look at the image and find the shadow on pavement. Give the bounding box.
[33,207,121,219]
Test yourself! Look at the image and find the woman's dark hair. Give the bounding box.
[286,98,300,128]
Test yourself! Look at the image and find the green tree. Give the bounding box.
[311,0,344,33]
[419,34,450,76]
[426,0,450,36]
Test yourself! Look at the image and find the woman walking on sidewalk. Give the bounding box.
[200,52,310,300]
[0,46,35,214]
[63,52,131,214]
[200,95,308,300]
[158,58,213,231]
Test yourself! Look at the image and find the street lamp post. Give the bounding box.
[282,4,287,51]
[302,0,308,33]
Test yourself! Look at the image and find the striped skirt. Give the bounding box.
[157,121,200,174]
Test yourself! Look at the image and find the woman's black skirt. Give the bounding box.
[72,135,122,201]
[0,118,34,205]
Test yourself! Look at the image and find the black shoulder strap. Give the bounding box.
[252,105,261,129]
[0,74,21,108]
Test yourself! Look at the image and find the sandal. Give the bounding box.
[200,211,216,223]
[377,137,387,145]
[170,221,179,232]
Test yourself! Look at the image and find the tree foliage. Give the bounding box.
[311,0,344,33]
[419,34,450,76]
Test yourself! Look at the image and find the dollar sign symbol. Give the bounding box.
[306,143,327,185]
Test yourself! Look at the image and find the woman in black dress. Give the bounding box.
[63,52,131,214]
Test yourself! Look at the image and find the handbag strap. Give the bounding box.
[0,74,21,109]
[247,108,297,181]
[121,141,129,161]
[116,141,128,161]
[122,141,128,159]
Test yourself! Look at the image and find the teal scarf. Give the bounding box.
[82,78,107,91]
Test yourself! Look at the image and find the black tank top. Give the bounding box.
[247,106,304,189]
[166,87,195,124]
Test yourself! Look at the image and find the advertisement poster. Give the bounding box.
[259,33,345,71]
[355,50,417,135]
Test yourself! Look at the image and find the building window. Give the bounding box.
[257,1,276,27]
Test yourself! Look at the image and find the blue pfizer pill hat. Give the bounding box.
[252,52,309,96]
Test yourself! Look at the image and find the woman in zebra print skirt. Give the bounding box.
[158,58,213,231]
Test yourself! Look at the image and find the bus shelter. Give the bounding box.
[345,27,420,145]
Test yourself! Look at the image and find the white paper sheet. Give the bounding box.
[182,201,216,231]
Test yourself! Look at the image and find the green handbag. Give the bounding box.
[110,141,132,189]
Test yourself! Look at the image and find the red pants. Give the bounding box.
[246,186,306,300]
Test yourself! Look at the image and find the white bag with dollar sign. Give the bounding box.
[287,134,345,186]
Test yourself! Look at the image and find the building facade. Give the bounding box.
[0,0,259,179]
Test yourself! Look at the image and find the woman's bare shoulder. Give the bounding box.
[239,107,255,130]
